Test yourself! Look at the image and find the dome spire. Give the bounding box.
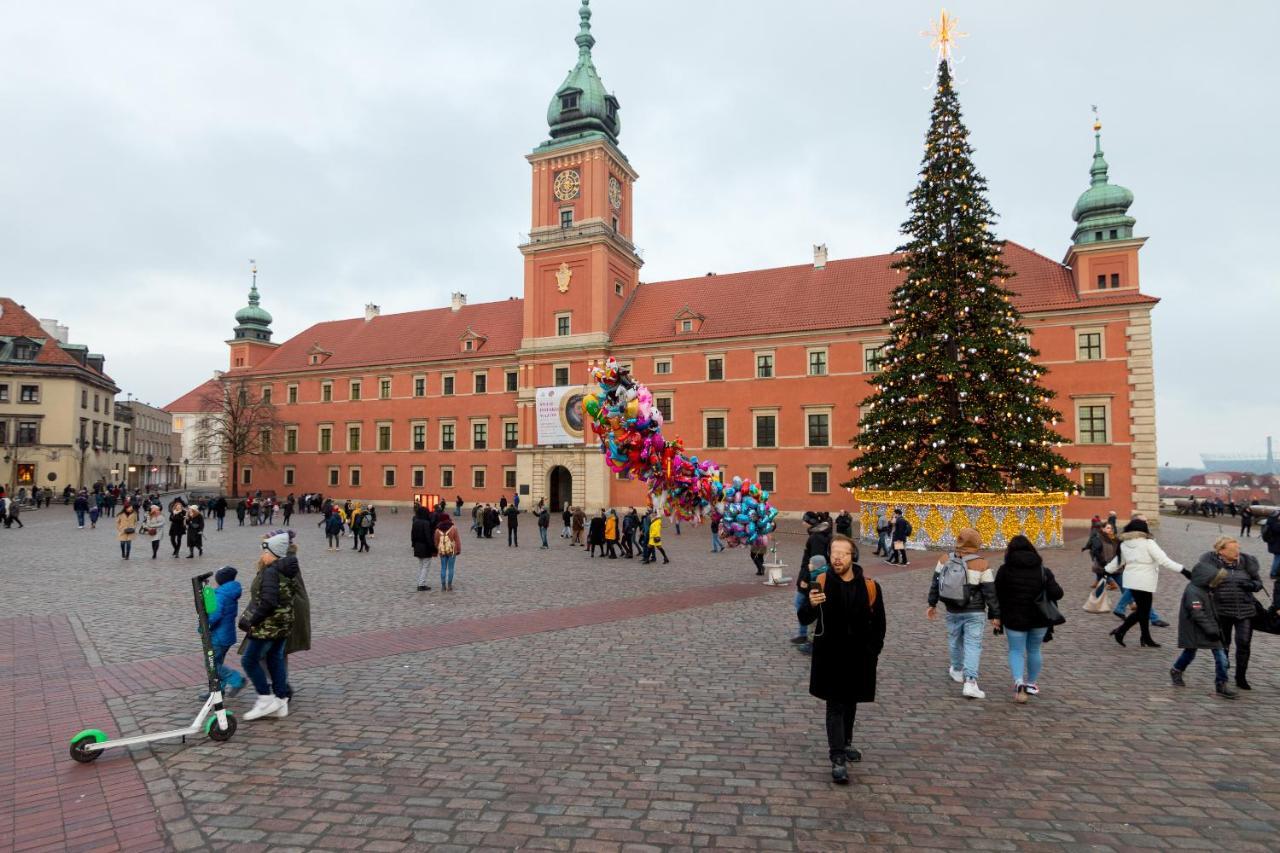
[540,0,621,149]
[233,259,274,342]
[576,0,595,57]
[1071,111,1135,245]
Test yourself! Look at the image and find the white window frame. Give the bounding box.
[753,409,779,449]
[703,410,727,450]
[441,466,455,489]
[654,393,674,423]
[705,354,725,381]
[755,350,775,379]
[440,420,457,451]
[328,466,340,487]
[473,370,488,395]
[376,421,393,452]
[1080,466,1110,499]
[756,467,777,494]
[1076,327,1106,361]
[349,379,362,401]
[862,342,887,374]
[804,406,833,448]
[284,426,299,454]
[349,466,362,487]
[346,422,362,452]
[283,466,295,486]
[553,363,571,387]
[472,466,486,490]
[504,369,519,393]
[378,377,392,400]
[318,423,333,453]
[807,347,829,376]
[1074,397,1112,446]
[412,466,425,488]
[471,418,489,450]
[320,381,333,402]
[241,466,252,485]
[441,373,456,396]
[411,420,427,452]
[503,466,517,490]
[555,312,572,337]
[287,384,299,404]
[808,466,831,495]
[653,358,672,375]
[502,418,519,450]
[413,374,426,398]
[383,466,397,487]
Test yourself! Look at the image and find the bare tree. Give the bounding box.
[197,378,283,497]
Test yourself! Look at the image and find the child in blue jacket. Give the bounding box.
[205,566,246,697]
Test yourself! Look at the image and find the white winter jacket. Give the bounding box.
[1104,531,1184,593]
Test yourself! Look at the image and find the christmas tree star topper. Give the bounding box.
[926,9,967,62]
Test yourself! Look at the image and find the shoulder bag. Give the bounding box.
[1035,566,1066,626]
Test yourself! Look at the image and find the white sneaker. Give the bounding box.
[948,667,964,683]
[243,694,284,720]
[962,680,986,700]
[271,697,289,718]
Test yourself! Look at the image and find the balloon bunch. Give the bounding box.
[583,357,778,548]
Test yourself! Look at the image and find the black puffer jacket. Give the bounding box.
[1178,562,1226,650]
[797,522,832,592]
[1205,551,1263,620]
[994,550,1064,631]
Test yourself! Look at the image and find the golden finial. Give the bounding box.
[925,9,967,61]
[1091,104,1102,132]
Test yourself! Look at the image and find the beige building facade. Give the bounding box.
[0,300,127,495]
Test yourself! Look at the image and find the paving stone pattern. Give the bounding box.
[2,503,1279,851]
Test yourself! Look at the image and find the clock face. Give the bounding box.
[608,176,622,210]
[553,169,580,201]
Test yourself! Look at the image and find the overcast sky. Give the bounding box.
[3,1,1275,467]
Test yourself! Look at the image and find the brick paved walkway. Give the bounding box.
[2,504,1279,851]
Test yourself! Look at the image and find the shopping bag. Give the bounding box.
[1082,579,1114,614]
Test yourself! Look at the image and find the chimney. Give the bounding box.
[813,244,828,270]
[39,318,70,344]
[451,292,466,312]
[364,303,380,322]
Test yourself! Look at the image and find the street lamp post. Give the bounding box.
[165,456,172,491]
[183,458,189,490]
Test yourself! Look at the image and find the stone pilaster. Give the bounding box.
[1125,307,1159,520]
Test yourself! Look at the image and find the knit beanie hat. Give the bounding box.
[1123,518,1150,535]
[215,566,238,585]
[955,527,982,551]
[264,531,291,557]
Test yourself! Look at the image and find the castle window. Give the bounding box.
[560,209,574,228]
[561,92,579,110]
[1095,231,1103,241]
[1077,330,1104,361]
[442,374,455,396]
[505,370,518,392]
[612,216,619,232]
[1109,229,1118,239]
[606,101,617,119]
[554,366,570,387]
[1096,274,1106,290]
[1110,273,1120,288]
[615,279,624,297]
[556,314,571,337]
[706,356,724,381]
[12,342,37,360]
[756,353,774,379]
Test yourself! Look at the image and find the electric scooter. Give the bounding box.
[69,571,238,762]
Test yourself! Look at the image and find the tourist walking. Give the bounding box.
[1169,559,1235,698]
[236,499,247,526]
[571,506,585,545]
[435,514,461,591]
[560,506,572,539]
[239,531,298,720]
[622,508,639,558]
[144,504,164,558]
[74,491,89,528]
[710,513,724,553]
[116,502,139,560]
[323,508,343,551]
[1240,506,1254,538]
[213,495,227,530]
[887,509,912,565]
[186,506,205,558]
[1106,519,1183,648]
[993,536,1064,703]
[6,498,21,529]
[750,538,767,576]
[411,506,436,591]
[537,502,550,549]
[646,513,669,564]
[926,527,998,699]
[873,509,890,557]
[1203,536,1263,690]
[604,510,619,558]
[797,535,885,784]
[587,510,606,557]
[505,502,519,547]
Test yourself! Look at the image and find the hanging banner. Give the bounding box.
[535,386,585,445]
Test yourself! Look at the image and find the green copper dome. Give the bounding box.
[1071,126,1136,245]
[233,282,273,342]
[543,0,620,147]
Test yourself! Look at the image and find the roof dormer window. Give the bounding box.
[606,100,617,119]
[561,92,579,111]
[11,341,38,360]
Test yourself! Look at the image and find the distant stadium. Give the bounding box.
[1201,437,1277,475]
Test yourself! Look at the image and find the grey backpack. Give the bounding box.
[937,553,980,606]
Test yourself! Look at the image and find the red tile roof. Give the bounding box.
[164,378,224,413]
[611,242,1157,345]
[235,298,525,376]
[0,297,115,380]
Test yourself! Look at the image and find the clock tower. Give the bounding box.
[516,0,641,509]
[519,0,641,351]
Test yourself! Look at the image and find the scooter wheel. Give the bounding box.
[205,712,237,742]
[70,733,105,763]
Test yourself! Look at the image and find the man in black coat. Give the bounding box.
[410,506,435,591]
[505,504,519,547]
[799,535,886,784]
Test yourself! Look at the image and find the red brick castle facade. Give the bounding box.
[177,2,1159,525]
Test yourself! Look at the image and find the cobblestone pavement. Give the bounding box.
[3,504,1279,851]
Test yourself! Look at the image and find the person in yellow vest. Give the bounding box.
[644,513,669,565]
[604,510,619,559]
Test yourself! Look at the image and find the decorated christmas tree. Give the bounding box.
[848,57,1075,495]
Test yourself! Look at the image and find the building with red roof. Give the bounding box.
[176,2,1159,523]
[0,298,130,492]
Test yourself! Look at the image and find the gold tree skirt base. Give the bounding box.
[853,489,1068,551]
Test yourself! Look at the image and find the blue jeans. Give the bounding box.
[439,554,456,587]
[212,643,245,690]
[1270,553,1280,579]
[711,528,724,552]
[539,527,549,547]
[793,591,809,638]
[216,516,224,530]
[1113,588,1163,623]
[1005,627,1048,686]
[240,637,288,698]
[76,510,85,526]
[1174,647,1228,683]
[945,611,986,680]
[877,531,889,554]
